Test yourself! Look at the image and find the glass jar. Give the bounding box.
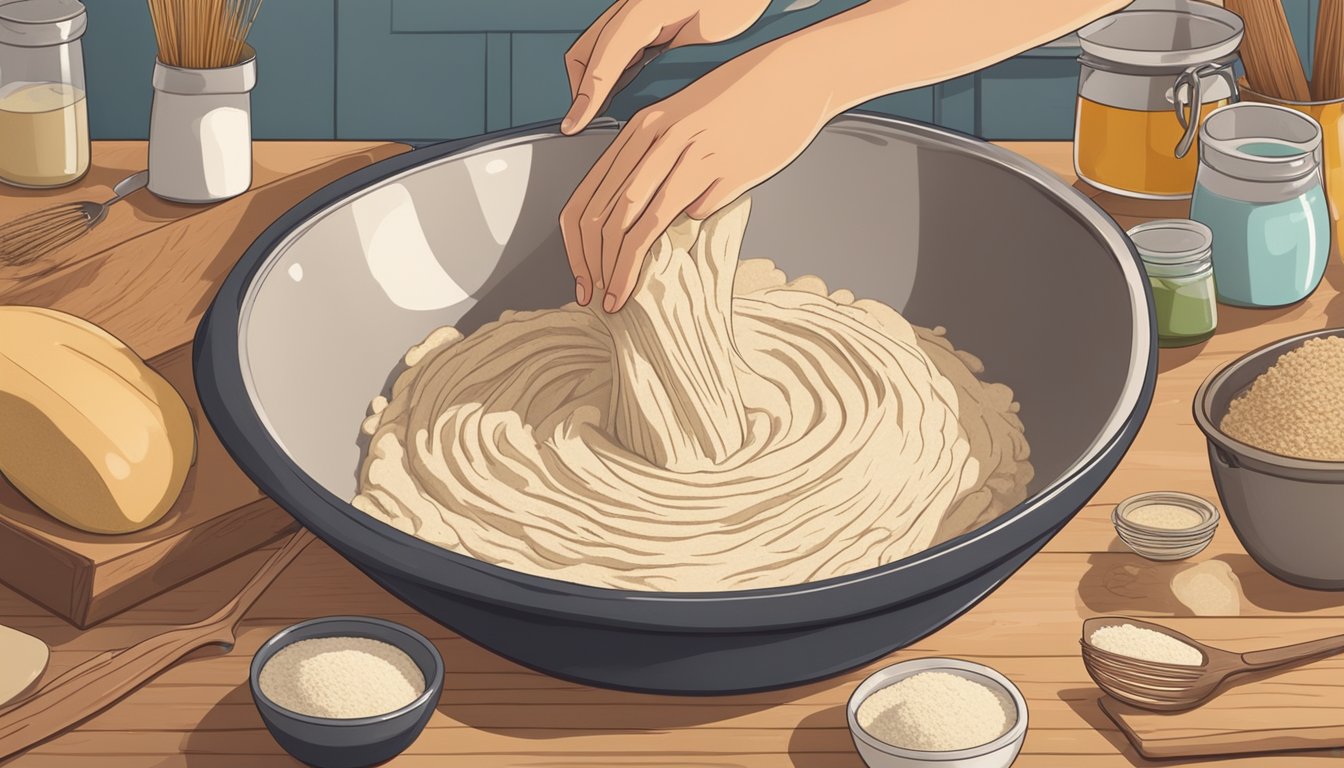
[1074,0,1242,199]
[1190,103,1330,308]
[0,0,89,188]
[1128,219,1217,347]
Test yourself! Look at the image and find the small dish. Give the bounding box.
[1112,491,1219,561]
[250,616,444,768]
[846,657,1028,768]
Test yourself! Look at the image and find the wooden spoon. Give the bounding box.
[0,529,314,761]
[1080,616,1344,712]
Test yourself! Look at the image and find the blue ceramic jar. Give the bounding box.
[1189,103,1329,308]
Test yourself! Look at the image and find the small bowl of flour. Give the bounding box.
[250,616,444,768]
[846,658,1027,768]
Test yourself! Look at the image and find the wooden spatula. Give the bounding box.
[1226,0,1313,101]
[0,529,314,761]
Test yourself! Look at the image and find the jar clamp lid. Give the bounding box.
[0,0,86,47]
[1077,0,1243,69]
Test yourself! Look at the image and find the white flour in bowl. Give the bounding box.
[259,636,425,719]
[856,671,1014,751]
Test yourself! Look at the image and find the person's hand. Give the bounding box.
[561,45,836,312]
[561,0,772,135]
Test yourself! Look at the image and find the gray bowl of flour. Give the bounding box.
[250,616,444,768]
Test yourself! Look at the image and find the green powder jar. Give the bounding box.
[1127,219,1217,348]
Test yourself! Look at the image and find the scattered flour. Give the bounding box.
[1089,623,1202,666]
[1171,560,1242,616]
[1221,336,1344,460]
[259,636,425,719]
[856,671,1014,751]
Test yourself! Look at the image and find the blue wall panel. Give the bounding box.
[337,2,486,140]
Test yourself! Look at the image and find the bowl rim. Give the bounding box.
[248,615,445,727]
[195,112,1156,632]
[1112,491,1219,535]
[845,657,1029,760]
[1194,328,1344,477]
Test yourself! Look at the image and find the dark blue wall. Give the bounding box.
[83,0,1321,141]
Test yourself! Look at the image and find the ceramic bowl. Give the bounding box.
[847,657,1028,768]
[250,616,444,768]
[1111,491,1219,561]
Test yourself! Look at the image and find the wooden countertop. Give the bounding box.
[1,140,1342,767]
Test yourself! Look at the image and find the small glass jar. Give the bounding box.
[1074,0,1243,199]
[1128,219,1217,347]
[0,0,89,188]
[1190,103,1330,308]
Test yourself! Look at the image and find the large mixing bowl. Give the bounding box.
[196,114,1155,694]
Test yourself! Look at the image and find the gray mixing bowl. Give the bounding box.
[195,114,1155,693]
[1195,328,1344,590]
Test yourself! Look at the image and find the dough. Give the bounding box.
[353,197,1032,591]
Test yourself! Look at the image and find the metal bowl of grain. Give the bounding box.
[195,113,1155,693]
[1194,328,1344,590]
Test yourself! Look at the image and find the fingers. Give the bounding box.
[564,0,625,100]
[603,157,711,313]
[580,124,660,291]
[560,125,638,303]
[598,135,689,290]
[562,2,661,134]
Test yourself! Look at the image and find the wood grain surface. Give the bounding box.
[1,140,1343,767]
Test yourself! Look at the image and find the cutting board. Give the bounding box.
[1101,656,1344,759]
[0,341,296,628]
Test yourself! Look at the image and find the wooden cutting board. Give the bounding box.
[1101,656,1344,759]
[0,341,295,628]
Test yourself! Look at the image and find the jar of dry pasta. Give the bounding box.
[1074,0,1242,199]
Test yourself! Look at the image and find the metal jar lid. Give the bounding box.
[1078,0,1243,69]
[0,0,86,47]
[1198,103,1323,184]
[1127,219,1214,271]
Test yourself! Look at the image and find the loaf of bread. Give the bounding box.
[0,306,195,534]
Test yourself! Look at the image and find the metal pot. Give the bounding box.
[1195,328,1344,590]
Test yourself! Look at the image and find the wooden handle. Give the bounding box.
[0,528,314,761]
[1313,0,1344,101]
[1226,0,1313,102]
[0,624,228,760]
[1242,633,1344,670]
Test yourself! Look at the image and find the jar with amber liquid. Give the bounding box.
[1074,0,1243,199]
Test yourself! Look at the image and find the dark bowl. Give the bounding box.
[197,113,1155,693]
[249,616,444,768]
[1194,328,1344,589]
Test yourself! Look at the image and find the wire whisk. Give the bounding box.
[0,171,147,267]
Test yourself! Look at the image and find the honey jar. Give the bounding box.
[1074,0,1244,199]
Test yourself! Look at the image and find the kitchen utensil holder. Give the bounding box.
[148,45,256,203]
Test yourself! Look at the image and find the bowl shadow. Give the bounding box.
[787,705,863,768]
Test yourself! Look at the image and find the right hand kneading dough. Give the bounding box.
[353,197,1032,591]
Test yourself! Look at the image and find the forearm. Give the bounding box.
[744,0,1130,117]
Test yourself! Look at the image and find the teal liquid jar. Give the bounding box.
[1189,103,1329,307]
[1128,219,1217,347]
